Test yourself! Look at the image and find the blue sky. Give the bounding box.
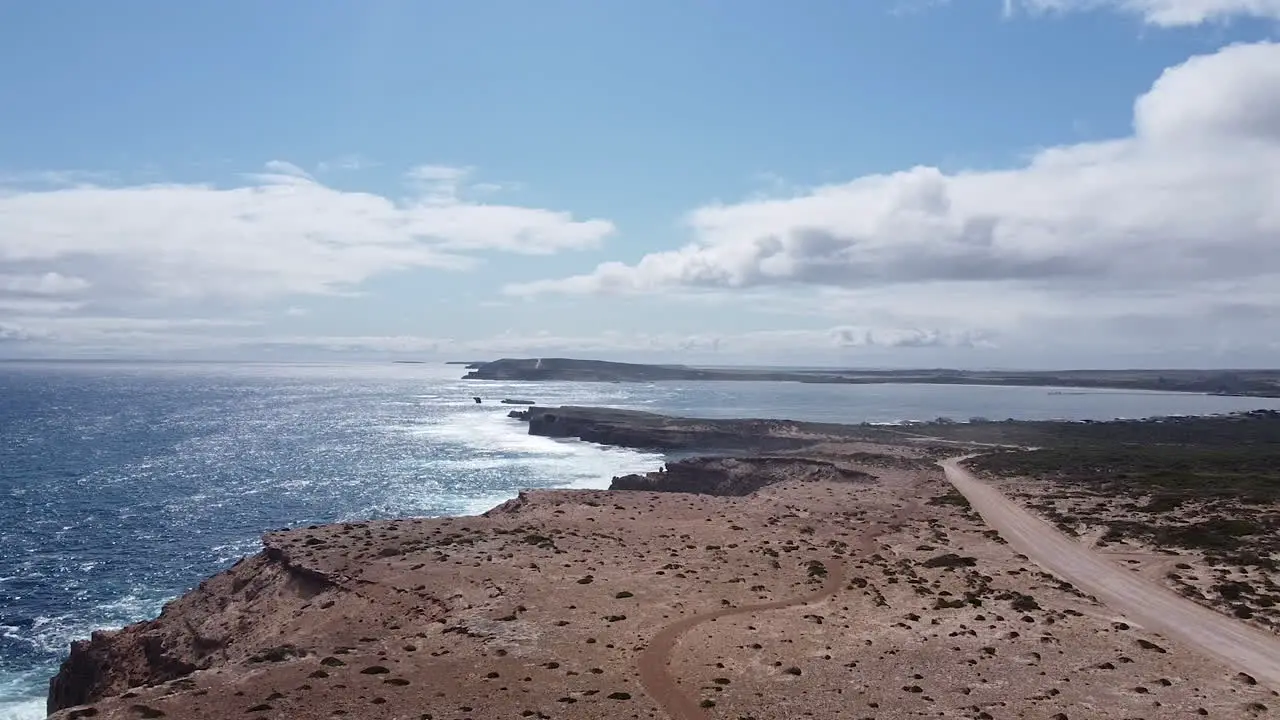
[2,0,1280,366]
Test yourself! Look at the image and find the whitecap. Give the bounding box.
[0,694,45,720]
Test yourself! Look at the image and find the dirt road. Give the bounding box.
[941,457,1280,690]
[636,557,848,720]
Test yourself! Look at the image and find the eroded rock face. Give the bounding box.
[49,629,200,713]
[46,534,360,714]
[610,457,874,496]
[524,406,834,453]
[46,556,257,713]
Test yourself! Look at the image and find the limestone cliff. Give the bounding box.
[610,456,873,495]
[47,523,449,715]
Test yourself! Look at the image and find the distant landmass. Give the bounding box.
[462,357,1280,397]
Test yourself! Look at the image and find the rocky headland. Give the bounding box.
[46,408,1280,719]
[464,357,1280,397]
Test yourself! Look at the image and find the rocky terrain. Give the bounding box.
[46,409,1280,719]
[513,406,918,454]
[964,410,1280,636]
[610,457,875,496]
[970,471,1280,636]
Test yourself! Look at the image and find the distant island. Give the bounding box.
[462,357,1280,397]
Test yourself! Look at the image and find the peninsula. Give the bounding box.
[47,408,1280,719]
[463,357,1280,397]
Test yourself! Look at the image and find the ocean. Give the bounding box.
[3,361,1279,719]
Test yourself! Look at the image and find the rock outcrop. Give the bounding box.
[48,551,302,712]
[521,406,860,453]
[610,456,874,495]
[464,358,744,381]
[47,525,442,714]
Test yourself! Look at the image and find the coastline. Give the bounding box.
[462,358,1280,398]
[43,407,1280,718]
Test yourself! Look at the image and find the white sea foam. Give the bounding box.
[388,408,664,517]
[428,410,661,473]
[210,538,263,565]
[0,592,169,719]
[0,695,44,720]
[0,374,667,714]
[6,594,165,657]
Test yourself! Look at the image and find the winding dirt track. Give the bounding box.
[941,457,1280,691]
[636,557,849,720]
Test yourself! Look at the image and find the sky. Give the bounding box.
[1,0,1279,368]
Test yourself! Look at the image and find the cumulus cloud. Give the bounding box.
[508,42,1280,314]
[1006,0,1280,25]
[0,163,614,305]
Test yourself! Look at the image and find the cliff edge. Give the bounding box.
[48,524,449,714]
[47,447,1278,719]
[610,456,874,495]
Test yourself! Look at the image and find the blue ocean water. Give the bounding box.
[3,361,1278,719]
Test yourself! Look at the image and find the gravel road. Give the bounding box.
[941,457,1280,691]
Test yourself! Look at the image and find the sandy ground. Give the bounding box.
[943,458,1280,690]
[978,473,1280,637]
[51,450,1280,719]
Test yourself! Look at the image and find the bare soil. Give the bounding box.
[50,444,1280,719]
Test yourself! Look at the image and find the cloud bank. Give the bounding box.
[508,42,1280,325]
[0,322,991,362]
[6,31,1280,364]
[0,164,613,306]
[1006,0,1280,25]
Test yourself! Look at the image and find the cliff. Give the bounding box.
[462,357,763,382]
[610,456,874,495]
[45,405,1280,718]
[518,405,887,453]
[45,403,930,719]
[48,523,452,714]
[43,459,917,720]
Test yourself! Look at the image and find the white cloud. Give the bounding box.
[0,162,614,305]
[407,164,471,183]
[0,272,89,295]
[261,160,315,181]
[828,326,995,349]
[5,307,1273,365]
[405,164,476,204]
[0,315,260,353]
[0,321,43,341]
[1006,0,1280,25]
[0,298,85,314]
[0,169,117,188]
[460,327,992,354]
[0,316,993,360]
[315,154,376,173]
[507,42,1280,342]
